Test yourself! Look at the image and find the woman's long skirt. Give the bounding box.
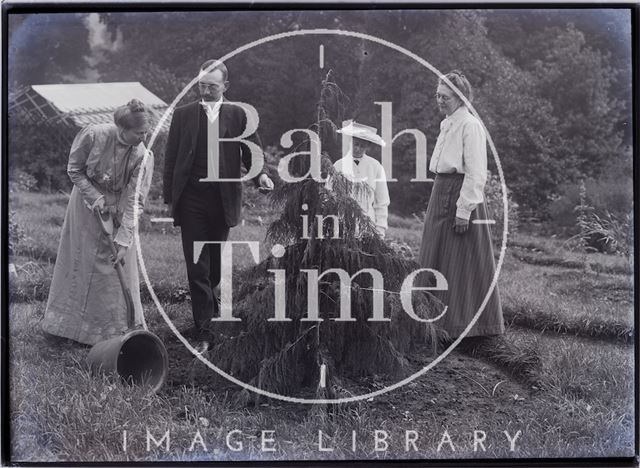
[41,186,145,345]
[418,173,504,338]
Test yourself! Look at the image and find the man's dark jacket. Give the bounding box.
[163,100,263,227]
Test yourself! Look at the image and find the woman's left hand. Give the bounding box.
[112,244,128,266]
[453,216,469,234]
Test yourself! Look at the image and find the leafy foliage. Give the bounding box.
[8,211,24,257]
[484,171,519,241]
[548,151,633,245]
[8,117,74,192]
[8,10,630,219]
[567,180,631,256]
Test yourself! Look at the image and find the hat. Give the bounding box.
[337,120,387,147]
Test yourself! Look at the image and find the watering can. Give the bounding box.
[86,210,168,393]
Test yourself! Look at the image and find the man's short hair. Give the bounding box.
[199,59,228,81]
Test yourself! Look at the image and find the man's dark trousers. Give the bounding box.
[178,176,229,329]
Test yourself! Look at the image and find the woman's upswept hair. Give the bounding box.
[439,70,474,102]
[113,99,151,130]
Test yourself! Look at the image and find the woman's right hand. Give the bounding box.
[112,244,128,266]
[92,197,106,213]
[453,216,469,234]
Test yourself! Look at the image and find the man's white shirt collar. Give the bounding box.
[201,97,223,123]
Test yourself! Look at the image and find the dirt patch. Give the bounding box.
[363,352,538,430]
[159,326,538,428]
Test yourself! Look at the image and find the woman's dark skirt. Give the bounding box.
[418,173,505,338]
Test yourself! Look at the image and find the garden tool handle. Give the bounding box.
[94,210,136,330]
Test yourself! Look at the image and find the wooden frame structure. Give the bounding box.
[8,82,171,147]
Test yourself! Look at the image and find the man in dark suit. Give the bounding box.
[163,59,274,333]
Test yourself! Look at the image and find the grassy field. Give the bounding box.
[7,190,636,462]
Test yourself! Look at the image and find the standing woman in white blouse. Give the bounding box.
[418,71,504,340]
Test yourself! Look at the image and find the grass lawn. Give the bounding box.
[7,190,636,462]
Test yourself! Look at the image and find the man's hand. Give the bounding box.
[258,174,274,193]
[112,244,128,266]
[453,216,469,234]
[166,203,173,216]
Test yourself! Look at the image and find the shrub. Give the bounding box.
[548,175,633,241]
[8,211,24,257]
[8,116,74,192]
[485,171,519,241]
[570,180,632,256]
[9,170,38,192]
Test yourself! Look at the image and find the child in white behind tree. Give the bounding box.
[332,120,390,238]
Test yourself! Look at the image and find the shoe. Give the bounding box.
[182,325,205,341]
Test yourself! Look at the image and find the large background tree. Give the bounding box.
[7,8,632,219]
